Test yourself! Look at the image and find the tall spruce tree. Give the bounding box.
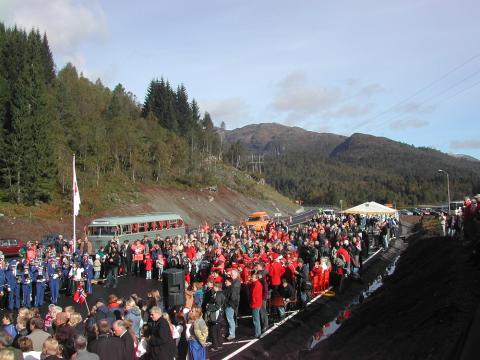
[41,32,55,84]
[1,26,56,203]
[142,78,178,133]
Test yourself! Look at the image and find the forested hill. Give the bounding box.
[224,123,480,206]
[0,23,224,211]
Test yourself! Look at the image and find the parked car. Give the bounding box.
[245,211,271,231]
[0,238,25,257]
[412,209,423,216]
[400,209,413,216]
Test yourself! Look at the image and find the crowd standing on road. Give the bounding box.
[0,211,400,359]
[446,195,480,263]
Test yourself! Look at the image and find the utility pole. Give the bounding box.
[249,154,264,173]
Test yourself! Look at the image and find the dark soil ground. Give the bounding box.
[304,231,480,360]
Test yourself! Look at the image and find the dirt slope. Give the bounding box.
[0,185,300,242]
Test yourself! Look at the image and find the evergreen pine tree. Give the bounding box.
[40,32,56,84]
[1,27,56,203]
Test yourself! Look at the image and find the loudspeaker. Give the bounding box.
[163,268,185,308]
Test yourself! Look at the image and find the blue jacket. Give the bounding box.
[84,264,94,279]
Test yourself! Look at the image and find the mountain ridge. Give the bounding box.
[223,123,480,205]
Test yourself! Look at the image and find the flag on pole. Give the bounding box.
[73,156,81,216]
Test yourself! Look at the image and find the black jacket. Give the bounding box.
[120,331,135,360]
[224,284,240,309]
[148,318,177,360]
[89,334,126,360]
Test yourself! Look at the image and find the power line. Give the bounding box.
[353,52,480,131]
[369,66,480,129]
[372,74,480,131]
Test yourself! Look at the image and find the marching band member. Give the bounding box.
[14,263,23,309]
[6,261,20,310]
[47,258,60,304]
[83,256,94,294]
[0,253,6,309]
[22,269,32,308]
[35,270,46,307]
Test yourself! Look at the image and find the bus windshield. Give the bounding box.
[88,226,117,236]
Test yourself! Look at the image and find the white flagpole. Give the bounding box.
[73,154,76,253]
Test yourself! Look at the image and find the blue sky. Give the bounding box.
[2,0,480,158]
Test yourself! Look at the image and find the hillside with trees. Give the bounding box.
[0,23,230,214]
[224,123,480,207]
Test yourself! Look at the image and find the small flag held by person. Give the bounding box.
[73,283,87,305]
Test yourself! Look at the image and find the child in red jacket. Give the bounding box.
[144,254,153,280]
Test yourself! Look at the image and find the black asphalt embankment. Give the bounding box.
[303,233,480,360]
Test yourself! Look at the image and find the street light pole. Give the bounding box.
[438,169,451,215]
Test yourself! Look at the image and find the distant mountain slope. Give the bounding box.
[225,123,480,206]
[224,123,346,156]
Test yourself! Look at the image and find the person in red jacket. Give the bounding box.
[144,253,153,280]
[249,272,263,338]
[269,254,285,291]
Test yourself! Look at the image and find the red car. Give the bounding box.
[0,238,25,257]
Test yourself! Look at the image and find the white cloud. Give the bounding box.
[450,139,480,150]
[2,0,108,70]
[270,71,342,120]
[323,103,373,119]
[356,83,386,98]
[198,97,250,129]
[389,117,429,130]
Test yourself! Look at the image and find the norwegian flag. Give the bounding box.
[73,284,87,304]
[73,156,81,216]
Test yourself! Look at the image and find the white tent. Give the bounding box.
[342,201,397,215]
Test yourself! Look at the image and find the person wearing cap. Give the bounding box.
[6,261,19,310]
[22,269,32,308]
[0,255,6,308]
[49,267,61,304]
[35,270,46,307]
[83,256,94,294]
[15,263,24,304]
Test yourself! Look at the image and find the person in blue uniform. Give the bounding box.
[0,254,6,309]
[47,258,60,304]
[29,259,40,306]
[35,273,46,307]
[14,265,22,309]
[83,258,94,294]
[22,271,32,308]
[62,257,73,296]
[5,261,18,311]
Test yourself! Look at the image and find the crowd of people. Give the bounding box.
[446,195,480,262]
[0,211,400,359]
